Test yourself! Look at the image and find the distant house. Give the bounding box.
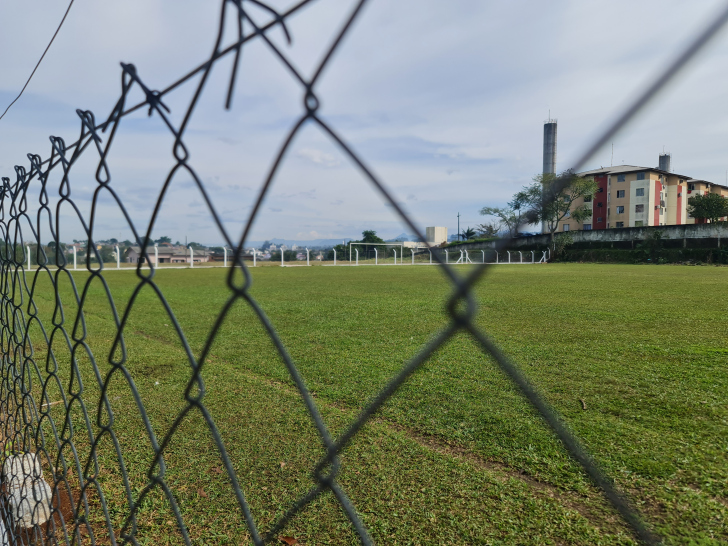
[125,245,211,264]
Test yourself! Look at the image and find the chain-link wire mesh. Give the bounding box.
[1,0,728,543]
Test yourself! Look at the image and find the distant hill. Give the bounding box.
[386,232,420,242]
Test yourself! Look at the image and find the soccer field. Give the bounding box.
[22,263,728,544]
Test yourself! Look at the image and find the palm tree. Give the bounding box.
[461,227,477,240]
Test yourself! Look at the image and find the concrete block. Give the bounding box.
[3,453,52,528]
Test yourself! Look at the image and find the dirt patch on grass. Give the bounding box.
[384,421,633,537]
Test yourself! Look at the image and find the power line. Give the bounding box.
[0,0,75,123]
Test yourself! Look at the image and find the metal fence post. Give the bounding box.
[223,247,227,267]
[393,248,397,265]
[333,248,336,265]
[27,245,30,271]
[519,251,522,263]
[73,246,77,270]
[411,249,414,265]
[445,249,448,264]
[374,248,378,265]
[355,248,359,265]
[116,245,120,269]
[154,243,158,268]
[306,248,310,266]
[190,246,194,267]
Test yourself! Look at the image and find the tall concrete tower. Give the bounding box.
[543,119,557,175]
[659,153,671,172]
[542,119,557,234]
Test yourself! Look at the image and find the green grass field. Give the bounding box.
[18,264,728,544]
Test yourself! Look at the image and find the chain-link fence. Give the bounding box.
[2,0,728,543]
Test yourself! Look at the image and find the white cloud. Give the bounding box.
[296,148,339,167]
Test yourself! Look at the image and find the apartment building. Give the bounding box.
[555,163,728,232]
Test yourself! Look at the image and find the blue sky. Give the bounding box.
[2,0,728,245]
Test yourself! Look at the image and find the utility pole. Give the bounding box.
[457,212,461,241]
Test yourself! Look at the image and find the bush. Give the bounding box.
[558,247,728,264]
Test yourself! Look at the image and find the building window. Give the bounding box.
[583,195,592,202]
[583,224,592,230]
[616,206,625,214]
[597,217,603,223]
[617,190,625,198]
[635,221,644,227]
[563,224,570,232]
[616,222,624,228]
[660,208,664,216]
[688,183,695,190]
[617,174,626,182]
[635,188,645,197]
[637,172,645,180]
[635,204,644,213]
[564,210,570,218]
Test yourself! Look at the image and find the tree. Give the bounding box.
[480,189,531,237]
[361,230,385,244]
[688,193,728,224]
[98,245,115,264]
[270,250,296,262]
[461,227,477,240]
[260,240,272,251]
[155,236,172,244]
[327,242,349,261]
[475,222,500,238]
[523,170,598,246]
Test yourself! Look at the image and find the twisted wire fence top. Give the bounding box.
[1,0,727,544]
